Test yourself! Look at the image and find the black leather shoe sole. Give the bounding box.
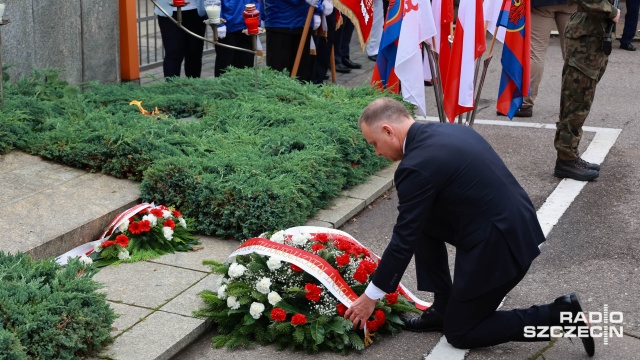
[569,293,595,357]
[554,168,599,181]
[402,316,444,332]
[335,64,351,73]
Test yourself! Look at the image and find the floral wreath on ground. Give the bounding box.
[76,203,199,267]
[195,227,424,353]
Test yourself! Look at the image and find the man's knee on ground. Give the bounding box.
[444,331,471,349]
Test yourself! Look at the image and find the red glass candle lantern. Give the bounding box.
[242,4,260,35]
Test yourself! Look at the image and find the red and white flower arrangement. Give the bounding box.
[195,227,424,353]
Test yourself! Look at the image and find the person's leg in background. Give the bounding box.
[215,31,254,77]
[333,14,352,73]
[312,12,337,84]
[181,10,206,78]
[339,17,361,69]
[365,0,384,61]
[157,15,184,78]
[620,0,639,50]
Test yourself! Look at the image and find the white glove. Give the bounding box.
[305,0,319,7]
[313,14,321,30]
[217,25,227,40]
[322,0,333,15]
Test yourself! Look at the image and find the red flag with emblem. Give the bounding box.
[333,0,375,49]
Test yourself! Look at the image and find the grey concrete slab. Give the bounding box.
[81,0,119,83]
[32,0,83,83]
[160,273,222,318]
[101,310,209,360]
[342,174,393,206]
[93,261,208,309]
[310,196,365,228]
[109,301,154,337]
[149,236,240,272]
[303,219,334,228]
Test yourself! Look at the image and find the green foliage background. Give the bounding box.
[0,252,115,359]
[0,68,406,238]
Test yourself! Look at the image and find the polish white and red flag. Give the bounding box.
[395,0,436,116]
[430,0,454,80]
[442,0,486,122]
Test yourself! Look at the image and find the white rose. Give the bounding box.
[93,243,103,253]
[249,302,265,319]
[79,255,93,265]
[179,217,187,229]
[267,291,281,306]
[228,263,246,278]
[291,233,308,246]
[217,284,227,300]
[162,210,172,219]
[142,214,158,226]
[117,219,130,233]
[255,277,271,294]
[270,231,285,244]
[117,249,130,260]
[163,226,174,241]
[227,296,240,310]
[266,257,282,271]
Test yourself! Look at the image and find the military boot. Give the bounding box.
[554,159,599,181]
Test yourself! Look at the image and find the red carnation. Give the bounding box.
[353,268,368,283]
[115,234,129,248]
[374,309,386,325]
[336,253,351,267]
[334,239,352,253]
[172,209,182,218]
[128,221,142,234]
[305,283,322,302]
[360,260,377,275]
[291,314,307,325]
[366,319,381,332]
[150,208,164,218]
[163,219,176,230]
[291,264,303,272]
[270,308,287,322]
[311,243,326,253]
[336,303,348,317]
[385,292,399,305]
[101,240,116,248]
[139,220,152,232]
[313,233,329,243]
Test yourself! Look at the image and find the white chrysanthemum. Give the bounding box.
[270,231,286,244]
[255,277,271,294]
[266,257,282,271]
[163,226,174,241]
[291,233,308,246]
[179,217,187,229]
[217,284,227,300]
[228,263,246,278]
[117,249,130,260]
[117,219,130,233]
[227,296,240,310]
[267,291,281,306]
[142,214,158,226]
[249,302,265,319]
[79,255,93,265]
[162,210,172,219]
[93,243,103,253]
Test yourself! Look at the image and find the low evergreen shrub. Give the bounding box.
[0,68,405,238]
[0,252,116,359]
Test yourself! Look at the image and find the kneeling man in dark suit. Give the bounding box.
[344,97,594,357]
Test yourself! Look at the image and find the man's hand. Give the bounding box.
[344,293,377,330]
[613,8,621,23]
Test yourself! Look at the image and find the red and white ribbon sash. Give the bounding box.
[228,238,359,306]
[281,226,431,310]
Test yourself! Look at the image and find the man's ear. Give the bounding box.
[381,124,393,136]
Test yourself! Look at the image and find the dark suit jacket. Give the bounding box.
[371,122,545,301]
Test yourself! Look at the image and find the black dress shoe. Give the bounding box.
[342,57,362,69]
[620,42,636,51]
[554,293,595,357]
[335,63,351,73]
[402,307,444,332]
[368,55,377,61]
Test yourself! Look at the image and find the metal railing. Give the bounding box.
[137,0,215,71]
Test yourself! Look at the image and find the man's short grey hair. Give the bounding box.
[358,97,412,127]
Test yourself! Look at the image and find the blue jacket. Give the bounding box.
[155,0,206,17]
[264,0,310,30]
[222,0,264,33]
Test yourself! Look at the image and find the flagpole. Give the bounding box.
[423,40,446,123]
[291,6,315,78]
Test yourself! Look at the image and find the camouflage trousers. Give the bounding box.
[555,35,608,160]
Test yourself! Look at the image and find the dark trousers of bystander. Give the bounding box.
[312,13,337,84]
[214,31,255,77]
[157,9,206,78]
[621,0,640,46]
[266,28,312,82]
[334,16,355,63]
